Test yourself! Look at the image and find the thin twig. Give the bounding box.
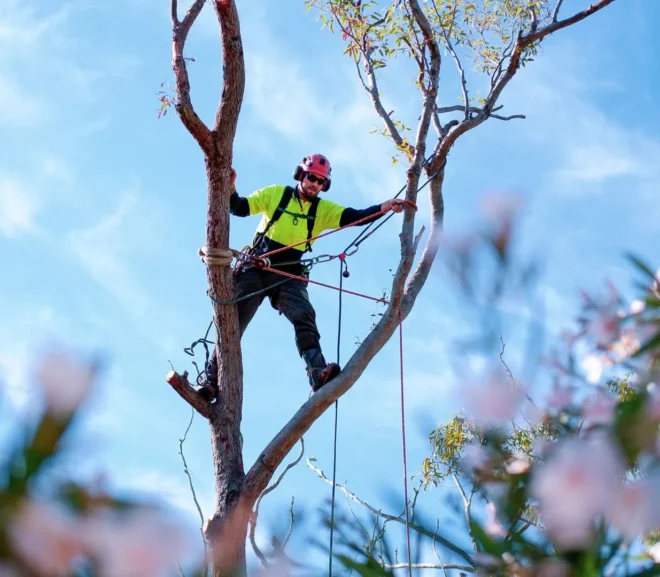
[452,474,478,553]
[283,496,295,550]
[433,3,469,120]
[178,408,208,577]
[383,562,473,571]
[490,113,525,121]
[529,6,538,33]
[308,457,473,565]
[328,5,406,148]
[431,520,449,577]
[249,439,305,567]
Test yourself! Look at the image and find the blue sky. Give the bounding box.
[1,0,659,571]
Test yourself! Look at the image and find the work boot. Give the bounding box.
[302,348,340,392]
[196,355,218,401]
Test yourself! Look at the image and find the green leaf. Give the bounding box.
[470,519,505,557]
[629,565,660,577]
[626,252,658,283]
[633,331,660,358]
[336,554,393,576]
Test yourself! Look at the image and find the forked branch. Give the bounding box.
[171,0,212,151]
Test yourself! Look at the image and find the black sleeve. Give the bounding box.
[339,204,383,227]
[229,191,250,217]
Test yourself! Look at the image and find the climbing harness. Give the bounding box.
[188,152,446,575]
[233,185,320,277]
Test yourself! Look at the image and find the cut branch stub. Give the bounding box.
[166,370,212,419]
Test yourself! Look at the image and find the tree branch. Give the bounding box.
[166,370,211,419]
[384,562,473,571]
[179,408,209,576]
[453,474,478,554]
[171,0,179,26]
[403,168,445,311]
[433,3,469,121]
[306,457,474,566]
[390,0,442,295]
[525,0,616,45]
[328,7,405,148]
[211,0,245,134]
[171,0,211,151]
[362,48,406,149]
[491,113,526,121]
[529,5,538,34]
[248,439,305,567]
[552,0,566,22]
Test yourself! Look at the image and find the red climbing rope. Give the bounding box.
[260,264,389,304]
[399,308,412,577]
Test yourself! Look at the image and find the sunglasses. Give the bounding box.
[305,173,327,186]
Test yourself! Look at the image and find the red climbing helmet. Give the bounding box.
[293,153,332,191]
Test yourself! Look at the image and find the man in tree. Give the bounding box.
[198,153,405,400]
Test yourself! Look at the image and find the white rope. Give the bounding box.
[198,246,235,267]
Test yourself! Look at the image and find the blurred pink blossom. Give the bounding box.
[9,500,83,576]
[529,434,625,550]
[545,381,574,412]
[536,559,572,577]
[35,350,96,417]
[608,472,660,540]
[582,354,604,384]
[478,191,523,223]
[584,311,621,348]
[82,507,191,577]
[463,372,524,429]
[630,299,645,315]
[0,564,18,577]
[484,502,507,538]
[506,454,531,475]
[460,441,491,473]
[581,389,616,428]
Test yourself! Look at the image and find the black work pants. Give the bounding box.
[234,266,321,354]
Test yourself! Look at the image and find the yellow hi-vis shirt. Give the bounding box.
[246,184,345,252]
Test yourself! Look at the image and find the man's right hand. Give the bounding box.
[230,168,237,192]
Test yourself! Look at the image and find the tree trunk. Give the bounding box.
[203,152,247,576]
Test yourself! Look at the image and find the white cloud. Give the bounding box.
[0,307,71,411]
[67,191,154,317]
[0,175,39,237]
[498,43,660,199]
[115,469,215,523]
[555,116,659,187]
